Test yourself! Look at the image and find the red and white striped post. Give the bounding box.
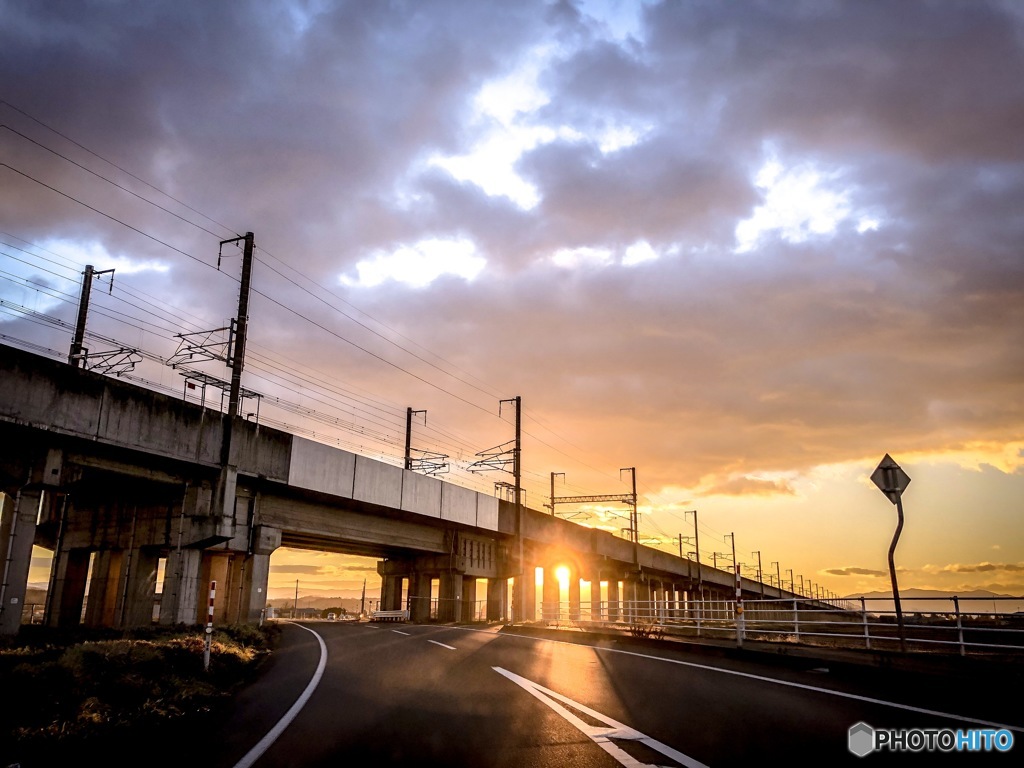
[203,580,216,671]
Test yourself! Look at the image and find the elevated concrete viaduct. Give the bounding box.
[0,344,793,635]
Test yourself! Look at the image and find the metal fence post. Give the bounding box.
[953,596,965,657]
[861,596,871,650]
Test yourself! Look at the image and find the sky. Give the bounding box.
[3,0,1022,604]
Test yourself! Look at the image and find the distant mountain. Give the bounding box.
[266,596,365,613]
[840,588,1023,616]
[843,588,1016,600]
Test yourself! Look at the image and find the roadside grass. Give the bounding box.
[0,622,280,766]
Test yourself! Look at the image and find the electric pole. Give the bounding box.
[225,232,254,419]
[511,397,523,622]
[752,550,764,598]
[684,510,701,598]
[548,472,565,514]
[69,264,115,366]
[404,408,426,470]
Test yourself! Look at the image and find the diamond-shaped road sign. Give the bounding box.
[871,454,911,505]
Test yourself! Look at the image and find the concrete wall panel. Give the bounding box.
[441,483,477,526]
[287,437,355,498]
[401,471,442,518]
[476,494,499,531]
[353,456,404,508]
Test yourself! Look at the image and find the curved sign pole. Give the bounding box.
[871,454,911,652]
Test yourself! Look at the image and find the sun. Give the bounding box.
[555,566,570,588]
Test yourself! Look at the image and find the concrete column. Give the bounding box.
[542,566,560,621]
[159,547,202,625]
[239,553,271,624]
[410,571,432,623]
[568,570,581,621]
[607,577,620,622]
[199,553,232,625]
[460,578,477,623]
[515,566,536,623]
[0,489,42,635]
[381,574,404,611]
[45,547,90,628]
[636,578,651,619]
[120,546,159,628]
[224,554,251,624]
[84,549,121,627]
[486,577,507,622]
[438,571,462,622]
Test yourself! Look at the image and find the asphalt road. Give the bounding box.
[192,621,1022,767]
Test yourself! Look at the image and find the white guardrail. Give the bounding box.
[366,595,1023,656]
[534,596,1024,656]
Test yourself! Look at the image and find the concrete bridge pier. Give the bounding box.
[410,571,433,622]
[437,571,462,622]
[607,575,621,622]
[568,570,581,621]
[486,577,506,622]
[460,577,477,622]
[160,547,204,625]
[380,574,405,612]
[0,488,46,635]
[541,564,560,621]
[511,563,536,623]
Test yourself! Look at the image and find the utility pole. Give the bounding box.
[225,232,254,419]
[798,574,804,596]
[725,533,736,576]
[69,264,115,366]
[620,467,638,546]
[752,551,764,598]
[467,397,523,620]
[684,510,701,598]
[787,568,794,594]
[548,472,565,514]
[503,397,523,622]
[211,232,255,525]
[404,408,427,470]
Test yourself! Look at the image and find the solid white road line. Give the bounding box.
[494,666,708,768]
[428,639,457,650]
[392,629,410,635]
[233,623,327,768]
[450,626,1023,733]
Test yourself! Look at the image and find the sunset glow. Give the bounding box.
[3,0,1022,604]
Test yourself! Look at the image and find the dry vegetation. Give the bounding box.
[0,623,279,766]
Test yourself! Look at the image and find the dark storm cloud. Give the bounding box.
[824,567,887,577]
[270,564,328,576]
[1,0,1022,499]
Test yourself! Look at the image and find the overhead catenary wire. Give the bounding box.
[0,108,728,552]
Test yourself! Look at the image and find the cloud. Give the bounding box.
[1,0,1022,589]
[269,565,329,576]
[823,567,888,577]
[702,475,797,497]
[938,562,1024,574]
